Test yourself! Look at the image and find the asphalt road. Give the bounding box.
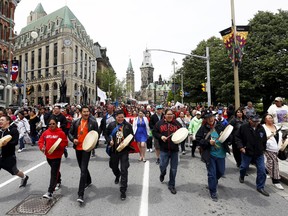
[1,143,288,216]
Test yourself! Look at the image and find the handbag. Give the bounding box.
[277,148,288,160]
[23,133,32,144]
[36,121,43,131]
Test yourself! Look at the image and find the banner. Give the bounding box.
[11,60,19,81]
[97,87,107,103]
[0,60,8,73]
[220,26,249,63]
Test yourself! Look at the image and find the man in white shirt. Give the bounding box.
[267,97,288,125]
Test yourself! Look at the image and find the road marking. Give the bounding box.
[139,161,149,216]
[0,161,47,189]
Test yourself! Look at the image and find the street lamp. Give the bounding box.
[146,48,211,106]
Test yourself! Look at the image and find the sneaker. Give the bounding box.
[55,183,61,191]
[114,176,120,184]
[156,158,160,165]
[149,149,153,153]
[120,192,126,200]
[267,175,271,179]
[18,148,25,153]
[239,176,244,183]
[257,188,269,196]
[274,183,284,190]
[159,174,165,183]
[182,151,186,155]
[77,195,84,203]
[19,175,29,188]
[43,192,53,199]
[146,149,150,152]
[168,187,177,194]
[211,193,218,202]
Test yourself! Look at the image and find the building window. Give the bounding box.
[38,85,41,92]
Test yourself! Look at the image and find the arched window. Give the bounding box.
[37,85,41,92]
[74,83,77,90]
[45,83,49,91]
[53,82,58,90]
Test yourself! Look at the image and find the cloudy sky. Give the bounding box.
[14,0,287,91]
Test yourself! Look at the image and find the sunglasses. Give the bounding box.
[49,123,56,125]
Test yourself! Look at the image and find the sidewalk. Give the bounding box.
[279,159,288,185]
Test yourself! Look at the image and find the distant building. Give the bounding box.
[135,50,171,104]
[12,3,113,106]
[125,58,134,98]
[0,0,21,107]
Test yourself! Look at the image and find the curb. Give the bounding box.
[280,172,288,185]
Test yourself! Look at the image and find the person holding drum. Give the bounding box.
[68,105,99,203]
[38,117,68,199]
[153,109,182,195]
[105,110,134,200]
[196,110,231,202]
[0,116,29,188]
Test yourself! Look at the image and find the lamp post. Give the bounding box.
[146,48,211,106]
[172,59,177,103]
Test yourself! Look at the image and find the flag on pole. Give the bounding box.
[0,60,8,73]
[220,26,249,63]
[11,60,19,81]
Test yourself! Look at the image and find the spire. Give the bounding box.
[34,3,46,14]
[126,58,134,73]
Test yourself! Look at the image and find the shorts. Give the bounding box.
[0,155,19,175]
[153,138,160,149]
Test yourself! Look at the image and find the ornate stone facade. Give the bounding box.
[13,4,102,106]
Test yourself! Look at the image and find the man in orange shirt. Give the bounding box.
[68,105,99,203]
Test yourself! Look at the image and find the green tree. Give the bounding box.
[97,68,116,100]
[241,10,288,111]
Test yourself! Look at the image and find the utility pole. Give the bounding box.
[172,58,177,103]
[231,0,240,109]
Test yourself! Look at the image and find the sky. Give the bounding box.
[14,0,287,91]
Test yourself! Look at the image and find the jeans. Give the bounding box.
[19,137,24,149]
[47,158,61,193]
[109,150,130,193]
[206,155,225,195]
[75,150,91,196]
[159,151,178,188]
[240,153,266,189]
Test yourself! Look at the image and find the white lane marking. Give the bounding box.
[0,161,47,189]
[139,161,149,216]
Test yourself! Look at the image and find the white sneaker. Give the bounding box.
[146,149,150,152]
[274,183,284,190]
[18,148,24,153]
[55,183,61,191]
[266,175,271,179]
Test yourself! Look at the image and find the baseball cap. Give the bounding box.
[156,105,163,109]
[218,110,223,115]
[249,114,260,122]
[275,97,283,102]
[203,110,214,118]
[196,111,201,115]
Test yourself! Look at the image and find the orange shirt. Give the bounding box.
[76,119,88,150]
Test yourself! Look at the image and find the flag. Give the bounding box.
[220,26,249,63]
[0,60,8,73]
[11,60,19,81]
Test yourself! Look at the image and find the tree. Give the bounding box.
[97,68,116,100]
[241,10,288,111]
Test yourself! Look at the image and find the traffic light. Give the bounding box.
[201,83,206,92]
[26,86,33,95]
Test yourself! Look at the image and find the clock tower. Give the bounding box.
[140,50,154,92]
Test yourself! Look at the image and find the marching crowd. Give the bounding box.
[0,96,287,203]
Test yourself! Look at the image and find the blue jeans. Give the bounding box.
[159,151,178,188]
[240,153,266,189]
[206,155,225,195]
[19,137,25,149]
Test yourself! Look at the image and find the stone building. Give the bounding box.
[125,58,134,98]
[135,50,171,104]
[0,0,21,107]
[12,3,113,106]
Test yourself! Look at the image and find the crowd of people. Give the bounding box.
[0,96,287,203]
